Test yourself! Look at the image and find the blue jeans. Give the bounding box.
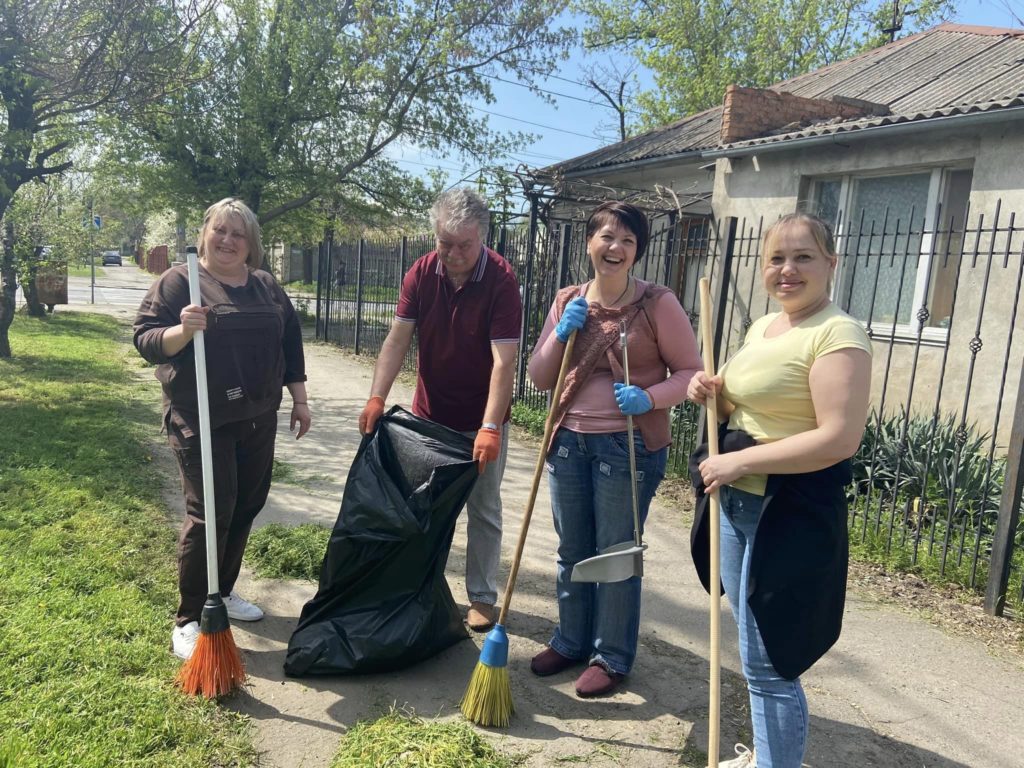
[545,428,667,675]
[720,485,808,768]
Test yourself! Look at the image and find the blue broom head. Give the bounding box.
[478,623,509,668]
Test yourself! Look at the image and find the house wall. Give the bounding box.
[710,120,1024,447]
[713,121,1024,222]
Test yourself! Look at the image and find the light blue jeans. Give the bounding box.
[545,427,667,675]
[719,485,809,768]
[459,425,509,606]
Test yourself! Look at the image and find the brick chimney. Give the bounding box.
[720,85,889,145]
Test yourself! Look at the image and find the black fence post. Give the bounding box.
[354,237,365,355]
[498,220,508,257]
[985,372,1024,616]
[711,216,737,369]
[315,238,325,341]
[323,227,335,344]
[663,210,678,288]
[517,194,539,400]
[557,222,572,288]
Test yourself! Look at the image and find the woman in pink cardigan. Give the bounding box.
[526,201,702,697]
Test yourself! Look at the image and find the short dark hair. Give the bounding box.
[585,201,650,261]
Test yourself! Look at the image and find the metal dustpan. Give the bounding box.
[571,320,646,584]
[571,540,647,583]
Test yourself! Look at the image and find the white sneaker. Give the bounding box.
[171,621,200,660]
[720,743,755,767]
[223,591,264,621]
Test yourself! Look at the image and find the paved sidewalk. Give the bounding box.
[231,339,1024,768]
[60,285,1024,767]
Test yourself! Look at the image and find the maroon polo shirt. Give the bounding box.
[395,247,522,431]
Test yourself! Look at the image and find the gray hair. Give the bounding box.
[198,197,264,269]
[430,188,490,239]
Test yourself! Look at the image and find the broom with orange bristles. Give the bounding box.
[175,251,246,698]
[460,332,577,727]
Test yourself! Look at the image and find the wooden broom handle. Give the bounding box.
[700,277,722,767]
[497,332,576,626]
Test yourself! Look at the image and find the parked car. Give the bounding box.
[101,250,122,266]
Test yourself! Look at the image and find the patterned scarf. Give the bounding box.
[551,283,657,425]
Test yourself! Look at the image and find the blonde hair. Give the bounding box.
[762,212,838,291]
[198,198,264,269]
[762,212,836,258]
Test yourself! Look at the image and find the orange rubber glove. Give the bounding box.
[359,395,385,435]
[473,426,501,475]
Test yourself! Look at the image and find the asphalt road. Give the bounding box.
[67,260,156,309]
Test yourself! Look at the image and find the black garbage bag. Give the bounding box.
[284,406,478,676]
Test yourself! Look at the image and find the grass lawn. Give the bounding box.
[67,265,96,277]
[0,313,255,767]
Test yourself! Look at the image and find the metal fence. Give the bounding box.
[312,200,1024,615]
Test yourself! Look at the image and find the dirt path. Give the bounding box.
[216,341,1024,768]
[62,284,1024,768]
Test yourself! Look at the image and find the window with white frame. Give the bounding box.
[810,166,973,339]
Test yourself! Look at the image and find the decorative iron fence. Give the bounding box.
[312,200,1024,615]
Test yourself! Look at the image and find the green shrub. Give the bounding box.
[511,401,547,436]
[852,408,1005,531]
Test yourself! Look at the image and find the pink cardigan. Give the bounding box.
[527,279,702,451]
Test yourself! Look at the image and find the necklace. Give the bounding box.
[593,276,632,307]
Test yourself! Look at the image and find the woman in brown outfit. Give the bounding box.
[134,198,310,660]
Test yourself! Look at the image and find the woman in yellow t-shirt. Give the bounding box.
[687,213,872,768]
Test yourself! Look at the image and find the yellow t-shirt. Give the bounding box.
[719,303,873,495]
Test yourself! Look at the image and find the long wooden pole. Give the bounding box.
[497,332,576,625]
[700,277,722,767]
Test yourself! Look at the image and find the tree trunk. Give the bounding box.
[1,221,17,357]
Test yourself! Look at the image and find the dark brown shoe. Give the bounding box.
[466,601,496,632]
[530,646,580,676]
[574,663,625,697]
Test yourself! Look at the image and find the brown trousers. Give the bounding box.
[169,411,278,625]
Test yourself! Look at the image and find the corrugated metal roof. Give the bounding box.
[551,23,1024,174]
[723,95,1024,149]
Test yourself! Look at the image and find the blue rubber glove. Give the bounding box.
[554,297,588,343]
[614,382,653,415]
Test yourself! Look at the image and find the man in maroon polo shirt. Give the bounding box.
[359,188,522,632]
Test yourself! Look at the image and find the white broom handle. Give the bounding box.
[187,253,220,596]
[700,277,721,767]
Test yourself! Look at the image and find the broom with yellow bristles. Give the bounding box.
[460,332,576,727]
[175,251,246,698]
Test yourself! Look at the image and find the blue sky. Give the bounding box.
[391,1,1022,209]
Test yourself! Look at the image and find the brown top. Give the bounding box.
[133,263,306,435]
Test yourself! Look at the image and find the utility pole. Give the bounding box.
[882,0,917,43]
[89,198,96,304]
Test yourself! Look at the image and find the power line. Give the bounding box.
[505,148,564,161]
[471,106,602,140]
[393,156,546,182]
[481,73,644,116]
[392,155,532,174]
